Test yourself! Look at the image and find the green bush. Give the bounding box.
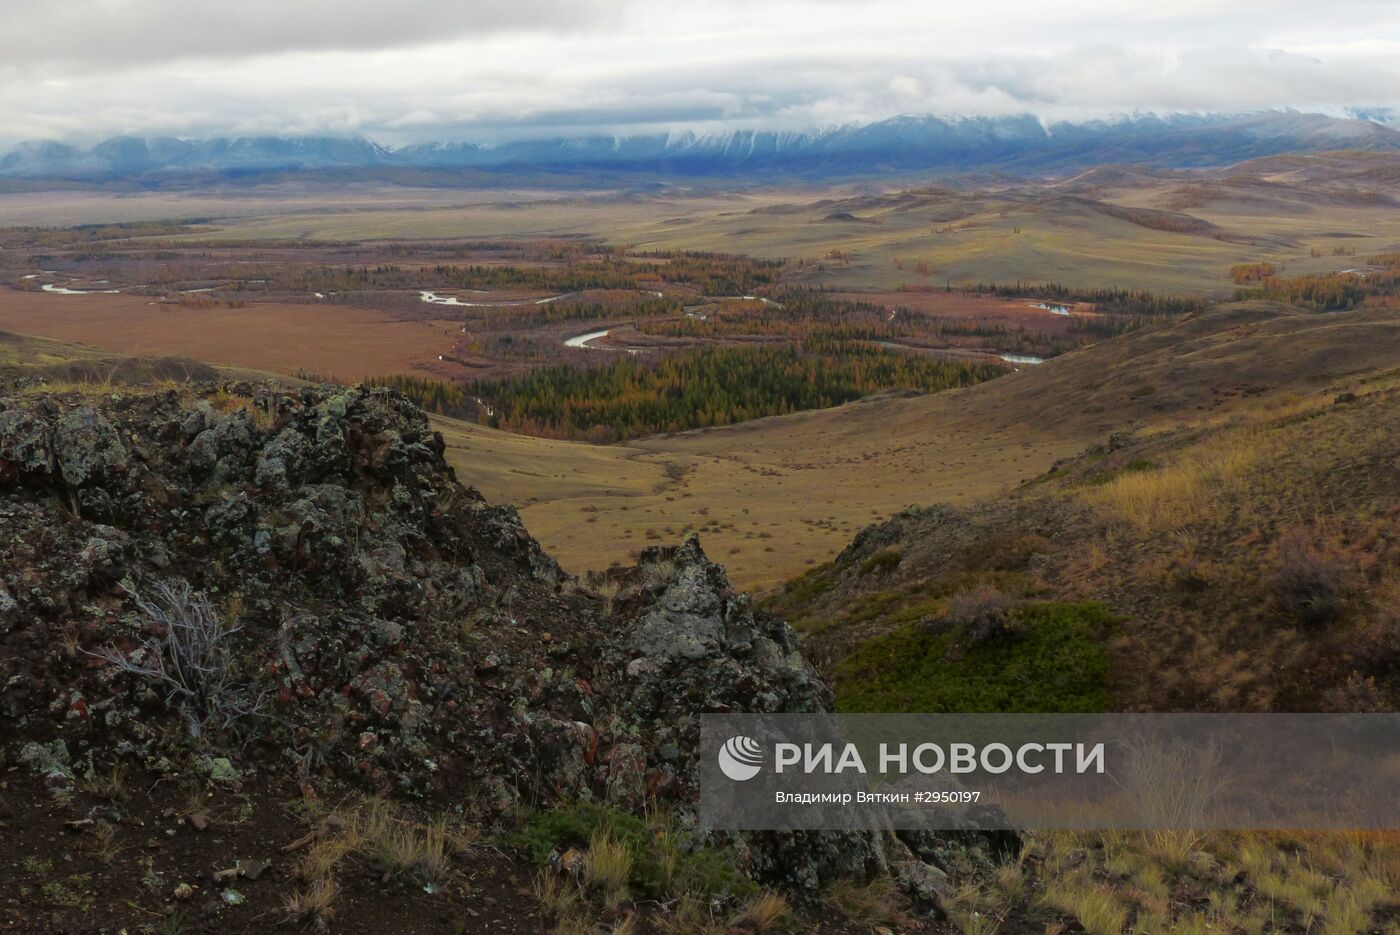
[833,601,1117,713]
[765,562,836,620]
[859,549,903,576]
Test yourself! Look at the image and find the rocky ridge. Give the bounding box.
[0,381,1004,917]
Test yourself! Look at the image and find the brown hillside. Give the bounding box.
[476,302,1400,587]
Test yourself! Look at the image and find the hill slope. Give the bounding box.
[770,340,1400,712]
[457,303,1400,588]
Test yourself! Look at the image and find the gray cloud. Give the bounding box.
[0,0,1398,146]
[0,0,616,71]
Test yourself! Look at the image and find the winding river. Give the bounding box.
[42,283,120,295]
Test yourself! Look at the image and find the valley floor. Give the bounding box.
[437,386,1082,589]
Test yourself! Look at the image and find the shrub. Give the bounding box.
[1274,530,1353,628]
[86,580,259,737]
[517,804,755,903]
[282,878,339,929]
[946,586,1018,644]
[834,601,1117,713]
[958,533,1054,572]
[860,549,902,576]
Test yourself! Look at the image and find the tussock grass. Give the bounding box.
[282,799,475,927]
[82,762,130,802]
[955,830,1400,935]
[296,829,362,884]
[283,877,339,929]
[360,803,457,883]
[646,557,680,587]
[731,891,789,932]
[821,877,908,929]
[593,578,625,615]
[582,828,633,910]
[1042,878,1130,935]
[533,870,581,919]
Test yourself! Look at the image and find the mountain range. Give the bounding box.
[3,111,1400,182]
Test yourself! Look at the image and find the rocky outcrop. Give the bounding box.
[0,382,989,910]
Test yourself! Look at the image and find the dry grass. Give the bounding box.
[437,383,1083,589]
[283,877,340,930]
[295,828,363,884]
[280,799,475,927]
[1085,426,1275,532]
[581,828,633,910]
[731,891,789,932]
[646,558,679,587]
[593,578,625,615]
[533,870,582,919]
[359,802,459,883]
[822,877,909,929]
[954,831,1400,935]
[1042,878,1130,935]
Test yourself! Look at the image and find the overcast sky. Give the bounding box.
[3,0,1399,146]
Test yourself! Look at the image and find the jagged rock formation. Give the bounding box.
[0,382,1008,908]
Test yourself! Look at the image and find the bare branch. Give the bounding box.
[85,580,257,738]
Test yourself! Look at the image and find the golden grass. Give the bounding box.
[533,870,582,919]
[296,830,362,884]
[1085,426,1275,531]
[956,830,1400,935]
[731,891,789,932]
[821,877,909,929]
[1042,878,1130,935]
[581,828,633,910]
[282,877,340,929]
[436,382,1083,589]
[359,802,457,883]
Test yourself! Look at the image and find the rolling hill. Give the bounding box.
[434,301,1400,589]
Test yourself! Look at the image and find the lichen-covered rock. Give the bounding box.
[52,406,127,486]
[607,536,829,732]
[255,426,312,490]
[0,584,17,630]
[0,381,986,911]
[0,408,54,479]
[893,858,953,914]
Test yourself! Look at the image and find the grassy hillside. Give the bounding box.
[4,152,1400,296]
[770,353,1400,712]
[756,302,1400,933]
[0,328,282,386]
[438,302,1400,589]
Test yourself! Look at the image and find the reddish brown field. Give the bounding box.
[0,289,465,381]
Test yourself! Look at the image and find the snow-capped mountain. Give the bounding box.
[3,112,1397,181]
